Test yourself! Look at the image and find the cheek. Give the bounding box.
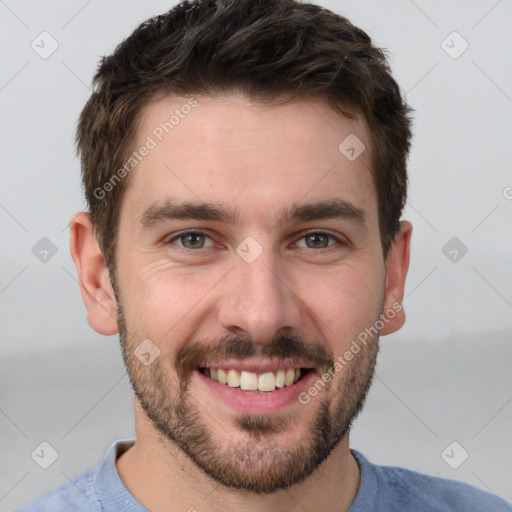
[305,263,384,352]
[119,260,220,346]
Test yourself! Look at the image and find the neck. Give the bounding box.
[116,403,360,512]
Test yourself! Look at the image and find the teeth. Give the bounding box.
[240,370,258,391]
[285,369,295,386]
[217,368,227,384]
[202,367,304,392]
[227,369,240,387]
[275,370,285,388]
[258,372,275,391]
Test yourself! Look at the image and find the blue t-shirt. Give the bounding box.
[14,438,510,511]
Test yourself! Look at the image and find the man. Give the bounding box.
[15,0,510,510]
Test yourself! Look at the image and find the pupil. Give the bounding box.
[184,233,203,248]
[307,233,326,248]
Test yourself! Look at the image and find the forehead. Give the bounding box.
[122,92,378,230]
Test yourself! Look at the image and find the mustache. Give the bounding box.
[175,333,335,383]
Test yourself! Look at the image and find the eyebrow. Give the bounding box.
[138,197,367,230]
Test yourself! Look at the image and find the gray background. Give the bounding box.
[1,0,511,510]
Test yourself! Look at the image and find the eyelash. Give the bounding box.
[163,229,344,252]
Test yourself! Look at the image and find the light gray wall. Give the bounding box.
[1,0,511,509]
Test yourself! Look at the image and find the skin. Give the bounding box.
[70,92,412,512]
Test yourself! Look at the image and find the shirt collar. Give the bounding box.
[94,438,148,511]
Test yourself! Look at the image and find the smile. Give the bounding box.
[198,367,314,393]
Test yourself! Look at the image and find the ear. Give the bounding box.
[69,212,119,335]
[380,220,412,336]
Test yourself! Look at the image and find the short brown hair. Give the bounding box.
[76,0,413,274]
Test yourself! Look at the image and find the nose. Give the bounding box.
[217,242,303,344]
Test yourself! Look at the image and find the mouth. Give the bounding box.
[197,366,315,393]
[193,358,320,413]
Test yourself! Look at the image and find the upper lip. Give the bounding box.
[197,359,314,374]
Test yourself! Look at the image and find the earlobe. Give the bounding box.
[380,221,412,336]
[69,212,119,336]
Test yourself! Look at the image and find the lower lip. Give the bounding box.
[195,369,318,414]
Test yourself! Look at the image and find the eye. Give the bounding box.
[163,230,344,252]
[165,230,215,250]
[295,231,342,249]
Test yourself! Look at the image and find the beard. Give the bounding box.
[116,296,380,495]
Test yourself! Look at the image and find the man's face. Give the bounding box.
[113,93,391,493]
